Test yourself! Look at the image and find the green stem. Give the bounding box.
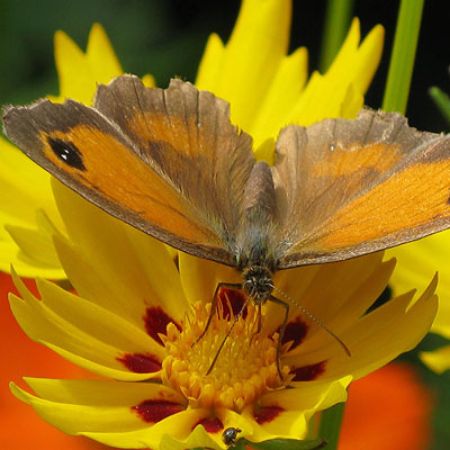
[319,0,355,73]
[382,0,425,114]
[429,86,450,125]
[318,403,346,449]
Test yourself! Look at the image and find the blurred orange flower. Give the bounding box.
[0,272,106,450]
[340,363,433,450]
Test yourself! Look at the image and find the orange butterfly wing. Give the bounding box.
[3,76,256,265]
[272,108,450,267]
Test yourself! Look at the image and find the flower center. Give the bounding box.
[161,298,289,411]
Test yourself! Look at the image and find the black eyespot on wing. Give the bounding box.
[48,137,86,171]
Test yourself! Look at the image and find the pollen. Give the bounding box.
[161,300,289,412]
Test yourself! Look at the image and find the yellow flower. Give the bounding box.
[10,181,437,449]
[386,233,450,373]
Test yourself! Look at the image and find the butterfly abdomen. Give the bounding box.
[241,162,276,215]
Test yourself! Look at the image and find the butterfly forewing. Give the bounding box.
[272,108,450,267]
[2,76,257,266]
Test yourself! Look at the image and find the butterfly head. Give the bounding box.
[241,264,274,304]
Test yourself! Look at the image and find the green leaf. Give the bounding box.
[317,403,346,450]
[234,437,326,450]
[382,0,425,114]
[429,86,450,125]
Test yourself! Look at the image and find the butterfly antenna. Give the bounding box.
[271,285,351,357]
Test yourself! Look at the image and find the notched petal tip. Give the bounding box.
[9,382,32,404]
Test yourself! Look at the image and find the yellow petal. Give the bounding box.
[6,223,60,267]
[54,30,94,103]
[251,46,309,161]
[420,345,450,374]
[196,0,291,131]
[325,19,384,94]
[54,24,122,103]
[36,277,159,354]
[0,240,64,278]
[195,33,225,91]
[0,137,65,277]
[142,73,156,87]
[286,275,437,380]
[24,377,184,404]
[9,272,162,381]
[86,23,123,84]
[265,253,387,336]
[52,181,188,322]
[11,379,184,435]
[178,252,240,306]
[241,377,350,441]
[160,415,252,450]
[348,23,385,94]
[287,20,384,127]
[197,13,384,165]
[387,232,450,339]
[82,409,207,449]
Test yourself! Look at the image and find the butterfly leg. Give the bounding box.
[249,303,263,346]
[269,295,290,380]
[206,295,251,375]
[195,282,242,344]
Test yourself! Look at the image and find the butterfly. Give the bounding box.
[3,75,450,367]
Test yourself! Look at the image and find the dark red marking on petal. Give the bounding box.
[253,405,284,424]
[117,352,161,373]
[219,288,247,320]
[195,416,224,433]
[292,361,327,381]
[143,306,181,345]
[281,316,309,349]
[132,399,184,423]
